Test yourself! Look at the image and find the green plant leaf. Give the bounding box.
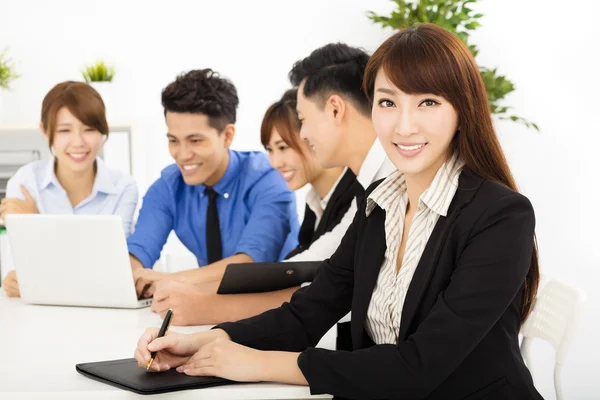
[0,48,20,90]
[81,60,115,82]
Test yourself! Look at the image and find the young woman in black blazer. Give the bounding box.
[261,88,363,260]
[135,24,542,400]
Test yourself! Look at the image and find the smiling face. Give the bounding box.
[166,112,233,186]
[47,107,105,174]
[265,128,323,191]
[371,68,459,179]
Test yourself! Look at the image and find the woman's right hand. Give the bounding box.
[134,328,231,371]
[2,271,20,297]
[134,328,199,371]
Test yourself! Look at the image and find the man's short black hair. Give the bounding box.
[161,69,239,131]
[289,43,370,116]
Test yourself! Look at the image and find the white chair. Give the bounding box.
[520,279,586,400]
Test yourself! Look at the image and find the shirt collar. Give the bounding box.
[357,139,389,189]
[199,149,239,196]
[305,167,348,217]
[40,157,118,195]
[305,188,323,218]
[92,157,119,195]
[365,155,464,217]
[41,158,59,190]
[420,155,464,216]
[366,170,406,217]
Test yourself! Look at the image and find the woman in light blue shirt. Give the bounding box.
[0,81,138,297]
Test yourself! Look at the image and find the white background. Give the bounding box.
[1,0,599,398]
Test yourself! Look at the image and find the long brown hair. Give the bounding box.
[363,23,539,324]
[41,81,109,147]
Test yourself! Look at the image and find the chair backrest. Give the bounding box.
[521,278,586,365]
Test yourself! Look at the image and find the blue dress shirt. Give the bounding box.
[127,150,298,269]
[2,157,139,272]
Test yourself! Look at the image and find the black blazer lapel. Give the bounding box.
[398,168,484,341]
[397,208,461,340]
[351,205,387,349]
[314,169,363,240]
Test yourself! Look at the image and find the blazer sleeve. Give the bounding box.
[297,192,536,400]
[215,199,361,351]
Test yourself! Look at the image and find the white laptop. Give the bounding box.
[4,214,152,308]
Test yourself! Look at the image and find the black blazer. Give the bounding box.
[218,168,543,400]
[286,168,364,259]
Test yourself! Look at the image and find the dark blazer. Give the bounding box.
[218,168,543,400]
[286,168,364,259]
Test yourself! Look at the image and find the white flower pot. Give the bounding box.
[88,81,115,123]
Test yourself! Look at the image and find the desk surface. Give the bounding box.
[0,293,332,399]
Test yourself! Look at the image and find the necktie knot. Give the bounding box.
[205,187,218,200]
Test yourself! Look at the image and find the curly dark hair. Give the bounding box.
[161,69,239,131]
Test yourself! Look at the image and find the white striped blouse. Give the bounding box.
[364,156,464,345]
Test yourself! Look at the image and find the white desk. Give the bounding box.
[0,293,333,399]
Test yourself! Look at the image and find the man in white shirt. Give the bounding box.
[148,43,395,328]
[287,44,395,350]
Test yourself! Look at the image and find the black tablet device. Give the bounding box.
[76,358,231,395]
[217,261,322,294]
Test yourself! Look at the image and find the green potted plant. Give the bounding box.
[81,60,116,121]
[368,0,538,131]
[0,48,19,90]
[81,60,115,83]
[0,48,20,122]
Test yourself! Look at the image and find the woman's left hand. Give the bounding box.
[177,338,265,382]
[0,186,38,219]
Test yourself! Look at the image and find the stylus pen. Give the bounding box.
[146,309,174,371]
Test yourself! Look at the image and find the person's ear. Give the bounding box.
[328,95,346,125]
[222,124,236,148]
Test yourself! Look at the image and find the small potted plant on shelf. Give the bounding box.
[81,60,116,120]
[0,48,20,122]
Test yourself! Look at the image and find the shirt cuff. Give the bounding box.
[234,244,268,263]
[127,244,154,269]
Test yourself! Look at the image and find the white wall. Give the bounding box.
[1,0,599,398]
[471,2,600,398]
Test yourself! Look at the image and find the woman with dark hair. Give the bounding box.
[261,88,362,259]
[134,24,542,399]
[0,81,138,297]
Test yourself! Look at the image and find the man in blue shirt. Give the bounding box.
[129,69,298,298]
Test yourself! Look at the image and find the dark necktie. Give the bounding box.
[205,187,222,264]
